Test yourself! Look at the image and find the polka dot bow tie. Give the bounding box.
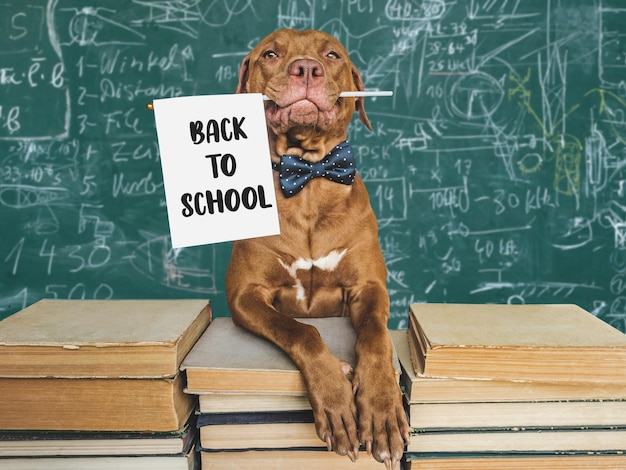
[271,141,356,198]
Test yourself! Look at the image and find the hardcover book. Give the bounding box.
[404,452,626,469]
[200,449,394,469]
[390,329,626,403]
[407,428,626,453]
[0,417,196,457]
[182,317,400,394]
[408,303,626,383]
[0,299,211,379]
[0,374,194,432]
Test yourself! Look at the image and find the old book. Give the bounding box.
[198,411,319,450]
[0,374,195,431]
[198,392,310,413]
[405,453,626,469]
[408,400,626,430]
[0,417,196,457]
[0,450,198,470]
[0,299,211,378]
[200,449,391,469]
[407,428,626,453]
[390,330,626,403]
[182,317,400,394]
[408,303,626,382]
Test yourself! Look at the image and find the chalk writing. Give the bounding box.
[0,0,624,334]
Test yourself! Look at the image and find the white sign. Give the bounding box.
[153,94,280,248]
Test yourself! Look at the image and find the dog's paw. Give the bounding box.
[353,367,410,469]
[304,357,360,461]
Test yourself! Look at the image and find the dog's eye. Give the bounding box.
[326,51,340,59]
[262,50,278,59]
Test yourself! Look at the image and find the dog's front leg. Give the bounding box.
[228,287,361,461]
[350,282,411,469]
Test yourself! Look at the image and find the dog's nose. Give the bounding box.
[288,59,324,83]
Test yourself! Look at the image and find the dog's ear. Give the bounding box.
[235,53,251,94]
[351,64,373,131]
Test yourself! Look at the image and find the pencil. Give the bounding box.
[146,91,393,109]
[262,90,393,100]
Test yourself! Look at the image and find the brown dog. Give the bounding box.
[226,29,409,468]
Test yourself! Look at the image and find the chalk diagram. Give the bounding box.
[1,0,625,330]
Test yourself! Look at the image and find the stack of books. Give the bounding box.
[0,299,211,470]
[181,316,401,469]
[392,303,626,469]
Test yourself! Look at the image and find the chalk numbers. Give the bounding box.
[5,238,111,275]
[4,237,114,300]
[44,283,114,301]
[214,65,236,83]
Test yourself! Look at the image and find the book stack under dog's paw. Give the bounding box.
[0,299,211,470]
[392,303,626,469]
[181,316,402,469]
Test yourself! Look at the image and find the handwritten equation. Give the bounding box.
[1,0,625,333]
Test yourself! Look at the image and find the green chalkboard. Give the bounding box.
[1,0,626,332]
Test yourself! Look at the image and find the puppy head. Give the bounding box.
[236,29,372,141]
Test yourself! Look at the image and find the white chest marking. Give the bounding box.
[279,249,347,301]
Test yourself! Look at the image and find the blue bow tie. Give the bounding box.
[271,141,356,198]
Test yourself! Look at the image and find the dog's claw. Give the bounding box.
[380,453,400,470]
[325,435,332,452]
